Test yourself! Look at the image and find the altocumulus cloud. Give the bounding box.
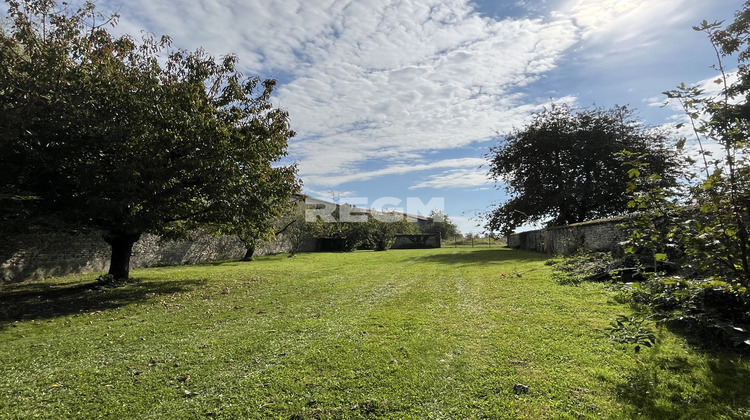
[102,0,710,191]
[409,167,491,190]
[104,0,581,186]
[306,158,487,186]
[277,3,581,180]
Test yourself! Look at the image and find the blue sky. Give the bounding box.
[98,0,744,233]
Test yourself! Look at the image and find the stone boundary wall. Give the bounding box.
[1,227,429,284]
[0,230,307,284]
[506,216,627,255]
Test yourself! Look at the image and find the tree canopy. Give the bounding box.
[485,104,683,235]
[420,210,459,239]
[0,0,299,280]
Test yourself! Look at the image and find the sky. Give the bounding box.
[94,0,745,233]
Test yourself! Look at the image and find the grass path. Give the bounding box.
[1,247,748,419]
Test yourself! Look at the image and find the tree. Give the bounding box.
[633,3,750,287]
[272,195,312,258]
[0,1,299,280]
[239,195,308,261]
[363,213,421,251]
[608,5,750,347]
[485,104,684,235]
[305,202,422,252]
[420,210,459,239]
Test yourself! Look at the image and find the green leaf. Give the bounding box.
[655,253,668,262]
[627,168,641,179]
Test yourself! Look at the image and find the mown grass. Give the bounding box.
[0,247,748,419]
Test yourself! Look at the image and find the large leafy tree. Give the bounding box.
[0,0,299,280]
[486,104,683,235]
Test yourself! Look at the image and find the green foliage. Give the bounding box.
[651,10,750,287]
[619,153,750,351]
[551,250,750,352]
[546,251,622,286]
[681,172,750,283]
[0,1,299,279]
[486,103,684,235]
[307,205,421,252]
[363,214,419,251]
[306,209,366,252]
[605,315,657,353]
[274,197,314,256]
[551,250,750,351]
[623,4,750,283]
[420,210,459,239]
[602,4,750,352]
[618,150,690,273]
[613,277,750,351]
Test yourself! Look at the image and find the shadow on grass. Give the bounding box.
[614,322,750,418]
[616,348,750,418]
[0,277,207,327]
[417,248,550,266]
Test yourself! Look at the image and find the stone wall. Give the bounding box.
[1,226,430,284]
[507,217,626,255]
[0,229,308,284]
[1,230,112,284]
[255,232,318,255]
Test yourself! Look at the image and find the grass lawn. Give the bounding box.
[1,247,748,419]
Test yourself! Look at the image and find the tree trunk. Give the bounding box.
[243,245,256,261]
[103,230,142,281]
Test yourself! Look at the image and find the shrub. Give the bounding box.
[605,315,657,353]
[546,251,624,285]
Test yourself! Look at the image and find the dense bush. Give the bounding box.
[546,252,623,285]
[550,250,750,351]
[308,212,421,252]
[589,4,750,352]
[618,276,750,350]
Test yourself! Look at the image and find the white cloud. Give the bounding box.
[410,167,490,190]
[564,0,648,39]
[101,0,734,192]
[556,0,719,63]
[102,0,583,186]
[305,157,486,185]
[274,4,581,181]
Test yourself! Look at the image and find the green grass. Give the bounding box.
[0,248,748,419]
